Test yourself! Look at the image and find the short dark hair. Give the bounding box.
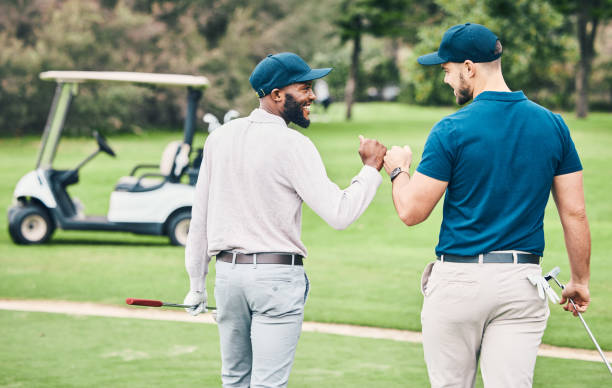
[494,40,503,56]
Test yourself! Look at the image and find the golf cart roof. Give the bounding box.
[36,71,207,169]
[40,71,209,88]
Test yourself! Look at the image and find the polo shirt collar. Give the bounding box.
[474,90,527,102]
[248,108,288,127]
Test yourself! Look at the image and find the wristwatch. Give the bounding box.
[390,167,407,182]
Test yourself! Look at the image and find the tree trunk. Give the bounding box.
[575,5,599,118]
[345,33,361,120]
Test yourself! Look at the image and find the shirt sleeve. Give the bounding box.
[184,139,212,292]
[286,136,382,230]
[554,114,583,176]
[416,119,455,182]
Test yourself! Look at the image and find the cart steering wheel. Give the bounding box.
[94,130,116,157]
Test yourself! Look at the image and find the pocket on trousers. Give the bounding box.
[420,261,436,297]
[252,270,305,318]
[426,263,480,302]
[255,266,297,283]
[437,278,480,302]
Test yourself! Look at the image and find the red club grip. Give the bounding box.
[125,298,163,307]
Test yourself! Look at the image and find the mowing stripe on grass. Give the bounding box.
[1,298,609,364]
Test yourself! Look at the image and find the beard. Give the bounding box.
[282,93,310,128]
[455,73,473,105]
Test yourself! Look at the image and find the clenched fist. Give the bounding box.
[358,135,387,171]
[383,145,412,175]
[560,281,590,317]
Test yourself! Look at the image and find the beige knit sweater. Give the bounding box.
[185,109,382,292]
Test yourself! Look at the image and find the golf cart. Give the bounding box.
[8,71,209,246]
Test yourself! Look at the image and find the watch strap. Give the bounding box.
[390,167,403,182]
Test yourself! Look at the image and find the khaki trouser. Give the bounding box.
[420,260,549,388]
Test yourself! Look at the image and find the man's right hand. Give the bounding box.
[560,281,590,316]
[358,135,387,171]
[383,145,412,175]
[183,290,207,316]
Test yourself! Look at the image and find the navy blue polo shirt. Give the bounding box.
[417,91,582,257]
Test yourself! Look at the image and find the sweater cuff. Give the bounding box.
[189,275,206,292]
[358,164,383,186]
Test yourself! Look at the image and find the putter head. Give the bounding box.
[544,266,561,281]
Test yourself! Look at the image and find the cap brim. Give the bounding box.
[295,67,333,82]
[417,52,446,66]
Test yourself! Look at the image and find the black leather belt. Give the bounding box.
[217,251,303,266]
[437,252,540,264]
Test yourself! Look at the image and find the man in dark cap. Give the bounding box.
[184,52,387,387]
[383,23,591,387]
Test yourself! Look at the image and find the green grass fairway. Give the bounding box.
[1,311,609,387]
[1,102,611,354]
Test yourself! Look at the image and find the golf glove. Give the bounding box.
[527,274,560,304]
[183,290,207,316]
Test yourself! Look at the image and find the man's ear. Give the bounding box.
[270,88,283,102]
[463,60,476,78]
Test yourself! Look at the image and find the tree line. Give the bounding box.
[0,0,610,137]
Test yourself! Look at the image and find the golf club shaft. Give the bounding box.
[551,278,612,374]
[162,302,217,310]
[568,299,612,374]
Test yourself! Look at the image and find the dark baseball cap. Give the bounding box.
[249,52,332,98]
[417,23,501,66]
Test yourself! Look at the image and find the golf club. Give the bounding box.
[125,297,216,310]
[544,267,612,374]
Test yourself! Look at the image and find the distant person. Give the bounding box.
[383,23,590,387]
[184,52,387,388]
[314,78,332,111]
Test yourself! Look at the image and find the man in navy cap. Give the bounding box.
[383,23,591,387]
[184,52,387,387]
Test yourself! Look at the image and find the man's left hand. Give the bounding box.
[561,281,590,316]
[183,290,207,316]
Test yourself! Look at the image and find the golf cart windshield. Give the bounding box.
[36,71,209,169]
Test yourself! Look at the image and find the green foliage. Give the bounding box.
[0,0,341,136]
[401,0,577,108]
[0,0,609,135]
[549,0,612,116]
[550,0,612,19]
[335,0,412,41]
[591,59,612,110]
[0,0,198,136]
[313,36,402,102]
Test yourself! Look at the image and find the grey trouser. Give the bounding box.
[214,260,309,388]
[420,260,549,388]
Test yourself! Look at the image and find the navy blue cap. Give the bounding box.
[418,23,501,65]
[249,52,332,98]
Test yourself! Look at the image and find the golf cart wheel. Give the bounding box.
[8,205,55,245]
[167,210,191,246]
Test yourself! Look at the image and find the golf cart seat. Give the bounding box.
[115,140,190,192]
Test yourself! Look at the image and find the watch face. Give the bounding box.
[390,167,402,180]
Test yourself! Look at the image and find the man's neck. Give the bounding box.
[473,73,511,99]
[259,101,289,124]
